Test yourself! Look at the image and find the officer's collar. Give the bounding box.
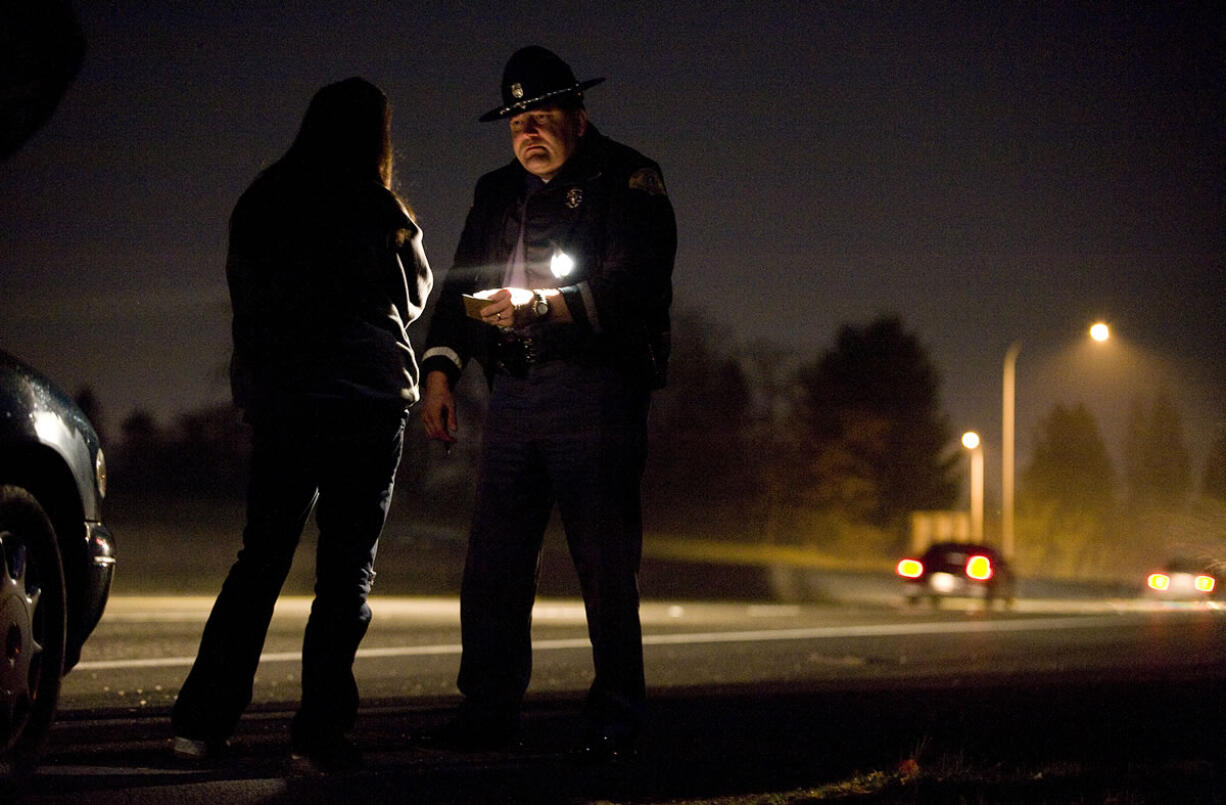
[521,171,548,195]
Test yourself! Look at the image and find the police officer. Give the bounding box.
[421,46,676,760]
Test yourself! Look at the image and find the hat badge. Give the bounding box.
[510,82,524,99]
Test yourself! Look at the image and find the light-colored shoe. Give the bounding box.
[173,735,229,760]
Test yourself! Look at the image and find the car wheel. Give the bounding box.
[0,486,67,782]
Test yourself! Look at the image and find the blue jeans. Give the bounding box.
[172,402,406,743]
[457,361,650,736]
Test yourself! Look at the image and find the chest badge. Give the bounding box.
[566,187,583,209]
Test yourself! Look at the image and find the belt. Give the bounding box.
[493,333,573,377]
[493,334,538,377]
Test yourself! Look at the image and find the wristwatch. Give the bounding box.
[532,290,550,320]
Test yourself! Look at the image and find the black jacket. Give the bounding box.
[226,169,432,412]
[422,125,675,388]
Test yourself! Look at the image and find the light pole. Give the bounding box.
[1001,322,1110,561]
[961,431,984,541]
[1001,342,1020,559]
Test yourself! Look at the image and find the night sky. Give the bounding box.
[2,2,1222,500]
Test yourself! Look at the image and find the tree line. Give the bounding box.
[1018,390,1226,577]
[79,310,1226,579]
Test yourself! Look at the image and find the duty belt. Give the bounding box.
[493,334,547,377]
[493,329,601,377]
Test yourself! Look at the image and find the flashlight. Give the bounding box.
[550,250,575,279]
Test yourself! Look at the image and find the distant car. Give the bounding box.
[897,541,1015,608]
[0,349,115,780]
[1144,558,1219,602]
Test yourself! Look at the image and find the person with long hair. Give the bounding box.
[171,77,431,772]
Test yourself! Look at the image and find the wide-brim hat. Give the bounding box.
[479,46,604,122]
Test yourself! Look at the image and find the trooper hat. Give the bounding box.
[479,46,605,122]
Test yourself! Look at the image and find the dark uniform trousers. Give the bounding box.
[172,402,406,744]
[458,360,650,736]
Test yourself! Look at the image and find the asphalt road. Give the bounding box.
[14,593,1226,803]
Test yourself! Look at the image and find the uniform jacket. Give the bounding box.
[422,125,676,389]
[226,168,433,413]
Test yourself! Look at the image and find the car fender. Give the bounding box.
[0,353,103,519]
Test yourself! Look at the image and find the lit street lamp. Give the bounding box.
[1001,322,1110,560]
[961,431,984,541]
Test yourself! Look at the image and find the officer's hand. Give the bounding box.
[479,289,515,328]
[422,371,458,444]
[479,288,536,328]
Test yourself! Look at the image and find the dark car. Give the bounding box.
[897,541,1015,608]
[0,349,115,779]
[1144,558,1219,603]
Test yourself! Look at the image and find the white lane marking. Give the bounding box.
[746,605,802,617]
[73,615,1119,672]
[638,615,1114,646]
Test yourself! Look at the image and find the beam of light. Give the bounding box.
[961,431,980,449]
[1089,322,1110,342]
[1195,575,1216,593]
[1148,573,1171,591]
[472,287,533,305]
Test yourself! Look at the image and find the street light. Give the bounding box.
[1002,343,1021,559]
[1001,322,1110,560]
[961,431,984,541]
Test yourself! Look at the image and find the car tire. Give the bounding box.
[0,486,67,784]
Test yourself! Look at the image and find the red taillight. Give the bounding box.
[1148,573,1171,591]
[1195,575,1216,593]
[897,559,923,579]
[965,554,993,581]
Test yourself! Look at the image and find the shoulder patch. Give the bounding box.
[628,167,667,196]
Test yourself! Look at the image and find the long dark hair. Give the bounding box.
[280,77,394,189]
